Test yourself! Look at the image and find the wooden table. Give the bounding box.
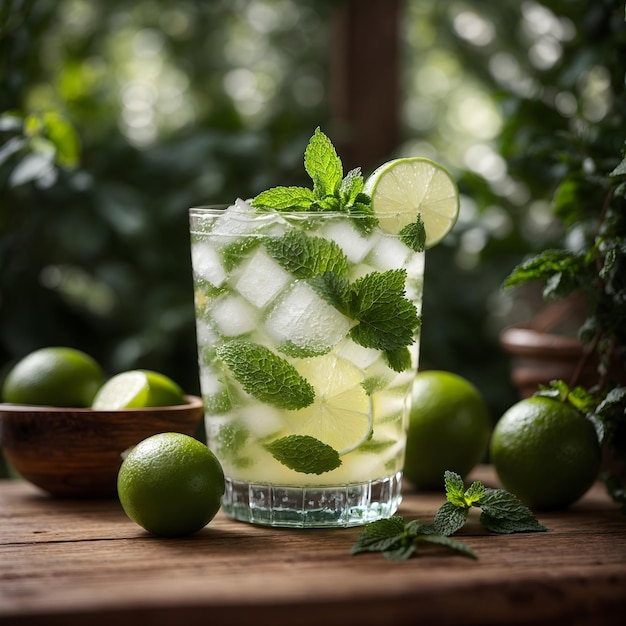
[1,466,625,626]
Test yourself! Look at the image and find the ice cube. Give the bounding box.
[366,235,412,271]
[235,248,292,308]
[239,404,284,438]
[191,242,227,287]
[195,319,219,348]
[322,220,378,263]
[264,281,353,353]
[338,339,381,369]
[199,369,225,397]
[211,294,258,337]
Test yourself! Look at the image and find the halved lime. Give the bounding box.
[286,354,373,455]
[92,370,185,409]
[363,157,459,247]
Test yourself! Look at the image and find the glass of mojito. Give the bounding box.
[189,129,458,527]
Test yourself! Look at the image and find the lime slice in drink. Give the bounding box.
[286,354,373,455]
[363,157,459,247]
[92,370,185,409]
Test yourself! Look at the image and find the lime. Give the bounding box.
[2,346,103,407]
[92,369,185,409]
[363,157,459,247]
[117,432,225,537]
[490,395,601,510]
[404,370,492,490]
[288,353,373,455]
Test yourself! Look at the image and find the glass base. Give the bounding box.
[221,472,403,528]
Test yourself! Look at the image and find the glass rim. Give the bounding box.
[188,206,418,219]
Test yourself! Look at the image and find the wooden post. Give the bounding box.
[330,0,402,172]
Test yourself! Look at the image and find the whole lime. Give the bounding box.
[2,346,103,407]
[404,370,492,490]
[117,432,225,537]
[490,395,601,510]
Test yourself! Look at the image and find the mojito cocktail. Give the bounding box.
[189,129,458,527]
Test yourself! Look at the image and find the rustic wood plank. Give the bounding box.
[1,467,625,626]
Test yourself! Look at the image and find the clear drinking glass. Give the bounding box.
[189,200,424,527]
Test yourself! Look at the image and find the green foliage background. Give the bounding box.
[1,0,625,478]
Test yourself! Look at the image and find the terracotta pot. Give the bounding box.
[499,324,598,399]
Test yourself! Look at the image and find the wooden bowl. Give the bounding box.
[0,395,204,498]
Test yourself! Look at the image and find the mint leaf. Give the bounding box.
[350,516,405,555]
[305,127,343,199]
[339,167,364,205]
[349,194,378,235]
[417,534,477,559]
[502,248,583,299]
[216,340,315,410]
[252,186,315,211]
[264,230,349,278]
[433,501,468,536]
[399,216,426,252]
[464,480,487,506]
[214,422,252,469]
[444,470,467,507]
[384,346,413,373]
[351,514,475,561]
[349,269,420,352]
[478,488,548,533]
[311,194,341,211]
[264,435,341,474]
[308,272,351,313]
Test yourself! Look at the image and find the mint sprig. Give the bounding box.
[351,515,476,561]
[433,471,548,535]
[251,127,378,232]
[216,340,315,410]
[351,471,547,561]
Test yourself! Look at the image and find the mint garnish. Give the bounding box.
[399,215,427,252]
[305,126,343,200]
[433,470,548,536]
[351,515,476,561]
[351,471,547,561]
[264,230,349,278]
[264,434,342,474]
[216,340,315,410]
[251,128,378,232]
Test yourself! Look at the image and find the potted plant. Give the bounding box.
[499,140,626,509]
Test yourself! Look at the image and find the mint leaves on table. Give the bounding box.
[216,340,315,410]
[251,127,378,233]
[351,471,547,561]
[435,470,548,535]
[351,515,477,561]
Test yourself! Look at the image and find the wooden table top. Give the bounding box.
[1,466,625,626]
